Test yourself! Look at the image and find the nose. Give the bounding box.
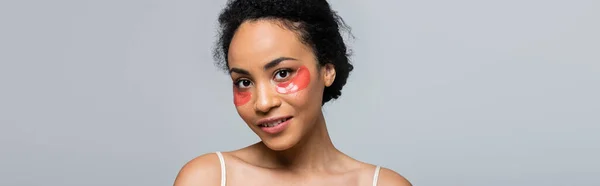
[254,82,281,114]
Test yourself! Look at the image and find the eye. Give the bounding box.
[274,69,292,81]
[235,79,252,88]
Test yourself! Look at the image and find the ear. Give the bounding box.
[321,63,336,87]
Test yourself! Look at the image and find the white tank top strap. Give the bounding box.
[215,152,226,186]
[372,165,381,186]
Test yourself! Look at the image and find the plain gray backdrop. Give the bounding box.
[1,0,599,185]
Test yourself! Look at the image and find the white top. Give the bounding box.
[215,151,382,186]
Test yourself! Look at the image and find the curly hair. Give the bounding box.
[213,0,354,105]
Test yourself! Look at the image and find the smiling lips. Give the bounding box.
[256,116,293,134]
[257,116,292,127]
[233,65,311,107]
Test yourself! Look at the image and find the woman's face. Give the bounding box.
[227,20,336,151]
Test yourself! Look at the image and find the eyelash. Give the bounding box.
[273,68,294,81]
[233,68,295,88]
[234,79,252,88]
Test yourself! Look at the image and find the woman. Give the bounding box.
[174,0,411,185]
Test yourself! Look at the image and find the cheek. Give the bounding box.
[233,87,251,106]
[275,66,311,94]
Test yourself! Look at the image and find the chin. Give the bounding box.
[260,134,300,151]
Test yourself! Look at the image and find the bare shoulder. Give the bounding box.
[377,167,412,186]
[173,152,223,186]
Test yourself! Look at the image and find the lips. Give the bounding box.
[256,116,293,128]
[256,116,293,134]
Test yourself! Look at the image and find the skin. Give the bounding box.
[174,19,411,186]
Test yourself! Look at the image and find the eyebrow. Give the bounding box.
[229,68,249,75]
[229,57,297,75]
[263,57,297,70]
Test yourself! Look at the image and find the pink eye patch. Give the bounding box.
[232,65,310,106]
[233,87,251,106]
[275,66,310,94]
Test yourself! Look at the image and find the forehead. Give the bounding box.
[227,20,313,69]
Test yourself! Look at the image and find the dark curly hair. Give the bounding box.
[213,0,354,105]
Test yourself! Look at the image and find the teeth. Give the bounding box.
[260,118,288,127]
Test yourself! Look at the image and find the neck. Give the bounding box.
[261,111,343,172]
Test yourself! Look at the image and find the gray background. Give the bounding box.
[1,0,598,185]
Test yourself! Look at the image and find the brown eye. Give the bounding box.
[235,79,252,88]
[274,69,290,80]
